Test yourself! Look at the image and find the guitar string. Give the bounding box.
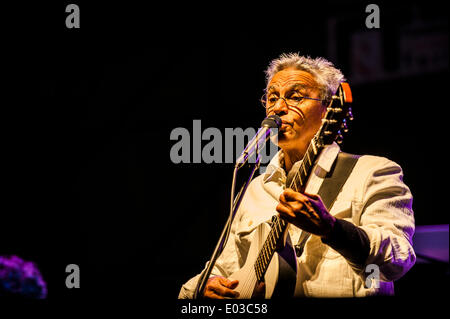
[245,271,257,297]
[240,244,260,297]
[242,266,257,297]
[249,140,315,293]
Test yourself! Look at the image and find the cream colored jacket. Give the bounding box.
[179,143,416,298]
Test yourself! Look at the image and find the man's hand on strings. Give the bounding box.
[276,188,336,238]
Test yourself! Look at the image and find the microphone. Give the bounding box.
[235,115,282,168]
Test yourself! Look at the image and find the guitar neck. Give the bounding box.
[254,138,324,281]
[253,82,353,281]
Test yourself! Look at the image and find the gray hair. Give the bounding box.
[265,53,346,103]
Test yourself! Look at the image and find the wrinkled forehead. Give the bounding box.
[266,69,320,93]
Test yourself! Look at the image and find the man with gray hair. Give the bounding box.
[179,53,415,298]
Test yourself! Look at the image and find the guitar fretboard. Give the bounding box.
[254,138,324,282]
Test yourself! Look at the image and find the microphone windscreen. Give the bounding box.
[261,115,282,129]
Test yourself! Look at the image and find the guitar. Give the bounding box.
[228,82,353,298]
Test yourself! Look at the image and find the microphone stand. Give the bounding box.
[193,152,262,299]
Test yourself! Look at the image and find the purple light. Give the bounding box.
[413,224,449,263]
[0,255,47,299]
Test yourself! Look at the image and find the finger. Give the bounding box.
[213,278,240,298]
[287,193,316,215]
[211,284,240,298]
[276,203,296,222]
[228,280,239,289]
[283,189,309,203]
[280,190,297,207]
[287,200,305,212]
[280,192,302,212]
[303,202,320,220]
[204,289,225,299]
[303,192,319,199]
[281,192,307,212]
[279,192,286,203]
[282,188,298,199]
[279,200,313,220]
[303,192,321,206]
[219,277,239,289]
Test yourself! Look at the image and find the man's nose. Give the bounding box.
[272,97,289,115]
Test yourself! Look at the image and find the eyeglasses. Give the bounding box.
[260,93,325,112]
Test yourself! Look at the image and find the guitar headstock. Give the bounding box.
[315,82,353,147]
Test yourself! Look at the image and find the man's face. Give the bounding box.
[265,68,326,153]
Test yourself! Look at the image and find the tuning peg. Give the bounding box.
[347,108,354,121]
[342,119,349,132]
[336,130,344,144]
[328,107,342,113]
[322,119,337,124]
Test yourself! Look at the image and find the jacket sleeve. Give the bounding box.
[321,218,371,267]
[352,156,416,281]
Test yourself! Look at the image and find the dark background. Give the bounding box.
[1,0,448,308]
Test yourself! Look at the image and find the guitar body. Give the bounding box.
[228,221,298,298]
